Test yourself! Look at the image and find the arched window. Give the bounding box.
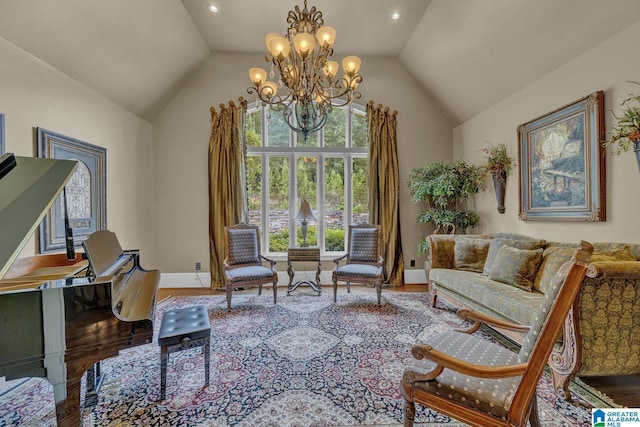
[246,102,368,255]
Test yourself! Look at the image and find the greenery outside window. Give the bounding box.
[246,102,368,256]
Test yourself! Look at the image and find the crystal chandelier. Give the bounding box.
[247,1,363,140]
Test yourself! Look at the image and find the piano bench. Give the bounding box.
[158,305,211,401]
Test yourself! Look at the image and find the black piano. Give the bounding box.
[0,153,159,426]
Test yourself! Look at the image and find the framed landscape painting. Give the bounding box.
[518,91,606,221]
[37,128,107,253]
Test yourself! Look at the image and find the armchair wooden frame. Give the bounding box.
[332,223,384,305]
[401,241,593,427]
[223,223,277,310]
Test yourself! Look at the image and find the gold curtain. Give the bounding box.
[208,98,248,289]
[367,101,404,287]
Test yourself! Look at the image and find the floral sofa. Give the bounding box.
[424,233,640,400]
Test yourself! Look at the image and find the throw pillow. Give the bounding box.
[489,245,544,291]
[453,236,490,272]
[482,238,546,276]
[591,246,636,262]
[533,246,574,294]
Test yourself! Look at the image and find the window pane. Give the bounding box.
[353,157,369,224]
[324,157,345,251]
[296,156,317,246]
[324,108,346,148]
[296,130,318,147]
[352,110,368,148]
[247,155,262,227]
[267,108,290,147]
[268,156,289,252]
[246,109,262,147]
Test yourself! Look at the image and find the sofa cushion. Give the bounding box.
[591,246,636,262]
[482,238,546,276]
[534,246,575,294]
[593,242,640,260]
[453,236,490,272]
[430,269,545,325]
[489,246,544,291]
[535,245,637,294]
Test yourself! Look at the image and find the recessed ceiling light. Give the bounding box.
[207,3,219,13]
[391,11,401,20]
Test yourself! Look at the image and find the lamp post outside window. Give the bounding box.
[295,199,317,247]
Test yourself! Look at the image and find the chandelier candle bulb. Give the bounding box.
[268,36,290,58]
[315,26,336,46]
[249,67,267,86]
[293,33,315,56]
[263,81,278,98]
[264,33,281,50]
[342,56,361,75]
[324,61,338,78]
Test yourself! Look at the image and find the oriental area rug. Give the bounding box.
[0,291,616,426]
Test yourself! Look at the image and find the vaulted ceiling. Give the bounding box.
[1,0,639,124]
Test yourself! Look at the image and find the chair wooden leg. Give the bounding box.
[272,280,277,304]
[346,281,351,293]
[258,284,263,295]
[333,279,338,302]
[403,399,416,427]
[226,289,232,310]
[528,393,540,427]
[376,283,382,306]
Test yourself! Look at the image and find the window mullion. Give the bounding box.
[289,152,297,247]
[317,153,325,254]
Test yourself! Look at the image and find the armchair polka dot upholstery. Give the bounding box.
[223,223,277,310]
[332,224,385,305]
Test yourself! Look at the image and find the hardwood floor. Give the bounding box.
[157,284,640,408]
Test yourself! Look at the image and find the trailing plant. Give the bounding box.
[482,142,514,180]
[604,80,640,154]
[408,160,485,252]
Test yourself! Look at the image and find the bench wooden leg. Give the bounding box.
[160,347,168,400]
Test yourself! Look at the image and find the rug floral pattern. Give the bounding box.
[0,291,602,426]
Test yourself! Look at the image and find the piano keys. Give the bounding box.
[0,154,159,427]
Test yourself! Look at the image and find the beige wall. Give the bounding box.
[0,37,156,264]
[454,20,640,243]
[152,52,452,274]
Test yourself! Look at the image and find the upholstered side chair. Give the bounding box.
[401,241,593,427]
[223,223,277,310]
[332,223,384,305]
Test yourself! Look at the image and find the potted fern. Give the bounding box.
[482,142,514,213]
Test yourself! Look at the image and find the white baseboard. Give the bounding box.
[159,269,427,288]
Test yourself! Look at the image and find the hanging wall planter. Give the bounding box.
[492,170,507,214]
[483,143,513,215]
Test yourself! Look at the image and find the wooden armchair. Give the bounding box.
[332,223,384,305]
[223,223,277,310]
[401,241,593,427]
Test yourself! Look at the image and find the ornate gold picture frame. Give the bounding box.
[518,91,605,221]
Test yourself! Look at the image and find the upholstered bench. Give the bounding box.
[158,305,211,400]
